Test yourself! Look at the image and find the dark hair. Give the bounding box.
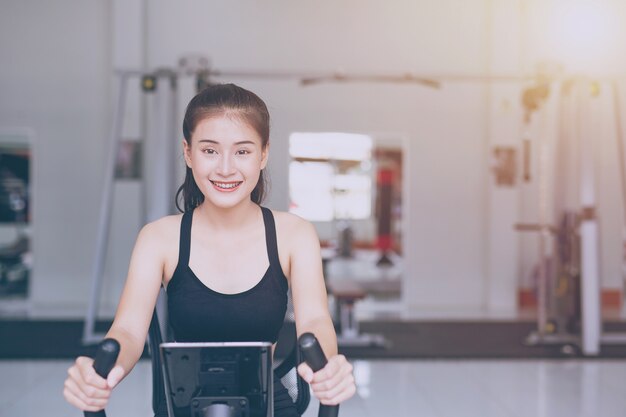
[176,83,270,212]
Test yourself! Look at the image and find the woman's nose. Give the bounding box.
[216,154,235,175]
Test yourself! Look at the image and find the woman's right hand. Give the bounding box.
[63,356,125,412]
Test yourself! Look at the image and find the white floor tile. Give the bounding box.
[1,359,626,417]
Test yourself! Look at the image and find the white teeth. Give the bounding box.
[212,181,241,189]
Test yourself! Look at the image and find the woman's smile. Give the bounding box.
[210,180,243,192]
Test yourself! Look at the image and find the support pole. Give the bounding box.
[83,75,128,344]
[144,72,178,339]
[577,82,601,356]
[145,72,178,223]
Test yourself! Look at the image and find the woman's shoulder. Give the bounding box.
[139,213,184,241]
[128,214,184,264]
[267,208,306,227]
[267,209,320,267]
[267,208,318,240]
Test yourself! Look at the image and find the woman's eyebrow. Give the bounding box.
[197,139,256,145]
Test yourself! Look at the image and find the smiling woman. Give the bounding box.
[176,85,271,212]
[182,116,268,208]
[63,84,356,417]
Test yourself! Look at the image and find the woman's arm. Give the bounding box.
[63,221,165,411]
[289,217,356,405]
[104,221,165,376]
[289,219,336,355]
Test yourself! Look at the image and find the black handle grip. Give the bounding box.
[298,333,339,417]
[84,338,120,417]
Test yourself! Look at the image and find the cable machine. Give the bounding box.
[518,76,626,355]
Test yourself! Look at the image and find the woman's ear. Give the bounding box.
[260,142,269,170]
[182,139,192,168]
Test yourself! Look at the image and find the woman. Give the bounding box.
[63,84,356,416]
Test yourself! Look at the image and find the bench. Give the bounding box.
[328,279,389,348]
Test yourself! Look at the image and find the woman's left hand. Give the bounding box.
[297,354,356,405]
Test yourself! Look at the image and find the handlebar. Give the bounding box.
[298,333,340,417]
[84,338,120,417]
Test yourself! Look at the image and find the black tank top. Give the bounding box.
[166,206,289,343]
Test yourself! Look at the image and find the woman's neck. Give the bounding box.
[195,199,260,232]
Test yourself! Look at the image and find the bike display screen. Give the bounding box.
[160,342,273,417]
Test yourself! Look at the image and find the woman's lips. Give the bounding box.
[210,180,243,192]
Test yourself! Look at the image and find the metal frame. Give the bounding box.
[83,70,178,344]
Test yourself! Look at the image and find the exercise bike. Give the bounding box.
[84,333,339,417]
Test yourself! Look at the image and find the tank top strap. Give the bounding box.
[260,206,281,268]
[178,209,193,266]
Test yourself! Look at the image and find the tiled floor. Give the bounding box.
[1,359,625,417]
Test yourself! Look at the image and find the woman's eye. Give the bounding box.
[236,149,251,155]
[202,148,216,154]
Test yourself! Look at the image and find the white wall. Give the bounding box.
[0,0,112,314]
[483,1,524,313]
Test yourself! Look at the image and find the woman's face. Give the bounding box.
[184,115,268,209]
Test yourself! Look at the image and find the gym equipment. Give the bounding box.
[0,146,30,297]
[83,68,179,344]
[298,333,339,417]
[148,290,311,417]
[0,234,29,296]
[86,338,121,417]
[517,77,626,355]
[90,331,337,417]
[160,342,273,417]
[375,168,394,267]
[324,247,399,349]
[328,280,389,349]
